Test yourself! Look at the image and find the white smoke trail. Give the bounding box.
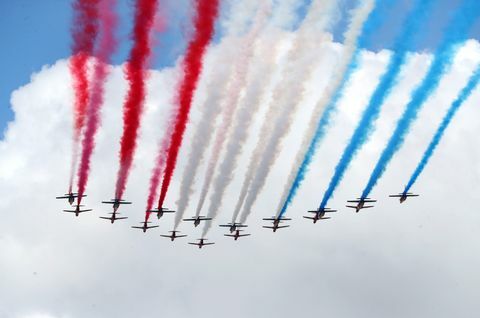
[173,41,236,228]
[275,0,375,214]
[194,1,271,219]
[198,29,283,236]
[237,0,339,225]
[174,1,269,228]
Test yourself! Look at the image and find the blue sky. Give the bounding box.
[1,0,479,137]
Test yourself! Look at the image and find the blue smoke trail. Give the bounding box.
[319,0,435,209]
[361,0,480,199]
[404,64,480,193]
[277,0,396,217]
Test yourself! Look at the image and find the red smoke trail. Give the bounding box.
[144,133,171,221]
[77,0,118,204]
[69,0,100,193]
[155,0,220,211]
[114,0,159,200]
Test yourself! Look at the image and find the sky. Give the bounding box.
[2,0,480,136]
[1,1,480,317]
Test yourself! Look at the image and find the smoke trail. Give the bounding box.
[114,0,159,200]
[276,0,377,218]
[144,131,171,221]
[196,31,279,228]
[156,0,220,210]
[319,0,434,209]
[404,64,480,193]
[229,1,319,224]
[192,2,271,225]
[68,0,100,193]
[77,0,118,204]
[361,0,480,198]
[235,0,339,226]
[172,41,236,228]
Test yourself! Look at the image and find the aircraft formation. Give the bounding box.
[60,0,480,249]
[56,189,419,248]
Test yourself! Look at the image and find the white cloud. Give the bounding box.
[1,32,480,318]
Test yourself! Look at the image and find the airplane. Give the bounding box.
[56,192,86,205]
[99,211,128,224]
[147,207,175,220]
[346,197,377,212]
[188,238,215,249]
[131,221,159,233]
[389,192,419,203]
[160,231,187,241]
[63,204,92,217]
[262,216,291,232]
[303,207,337,224]
[224,230,251,241]
[101,198,132,212]
[183,215,212,227]
[219,222,248,233]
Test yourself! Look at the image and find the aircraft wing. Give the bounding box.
[198,217,212,221]
[188,242,201,246]
[224,234,235,237]
[346,205,358,209]
[146,225,159,229]
[56,196,70,199]
[362,206,374,209]
[183,218,196,221]
[262,217,277,221]
[102,201,132,204]
[203,242,215,246]
[303,216,315,220]
[262,225,290,229]
[63,209,92,213]
[389,194,403,197]
[406,194,419,197]
[238,234,251,237]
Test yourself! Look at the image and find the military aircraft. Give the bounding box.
[389,192,419,203]
[131,221,159,233]
[188,238,215,249]
[262,216,291,232]
[99,211,128,224]
[219,222,247,233]
[102,198,132,212]
[224,230,251,241]
[303,207,337,224]
[56,192,86,205]
[183,215,212,227]
[160,231,187,241]
[63,204,92,217]
[346,198,377,212]
[147,207,175,220]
